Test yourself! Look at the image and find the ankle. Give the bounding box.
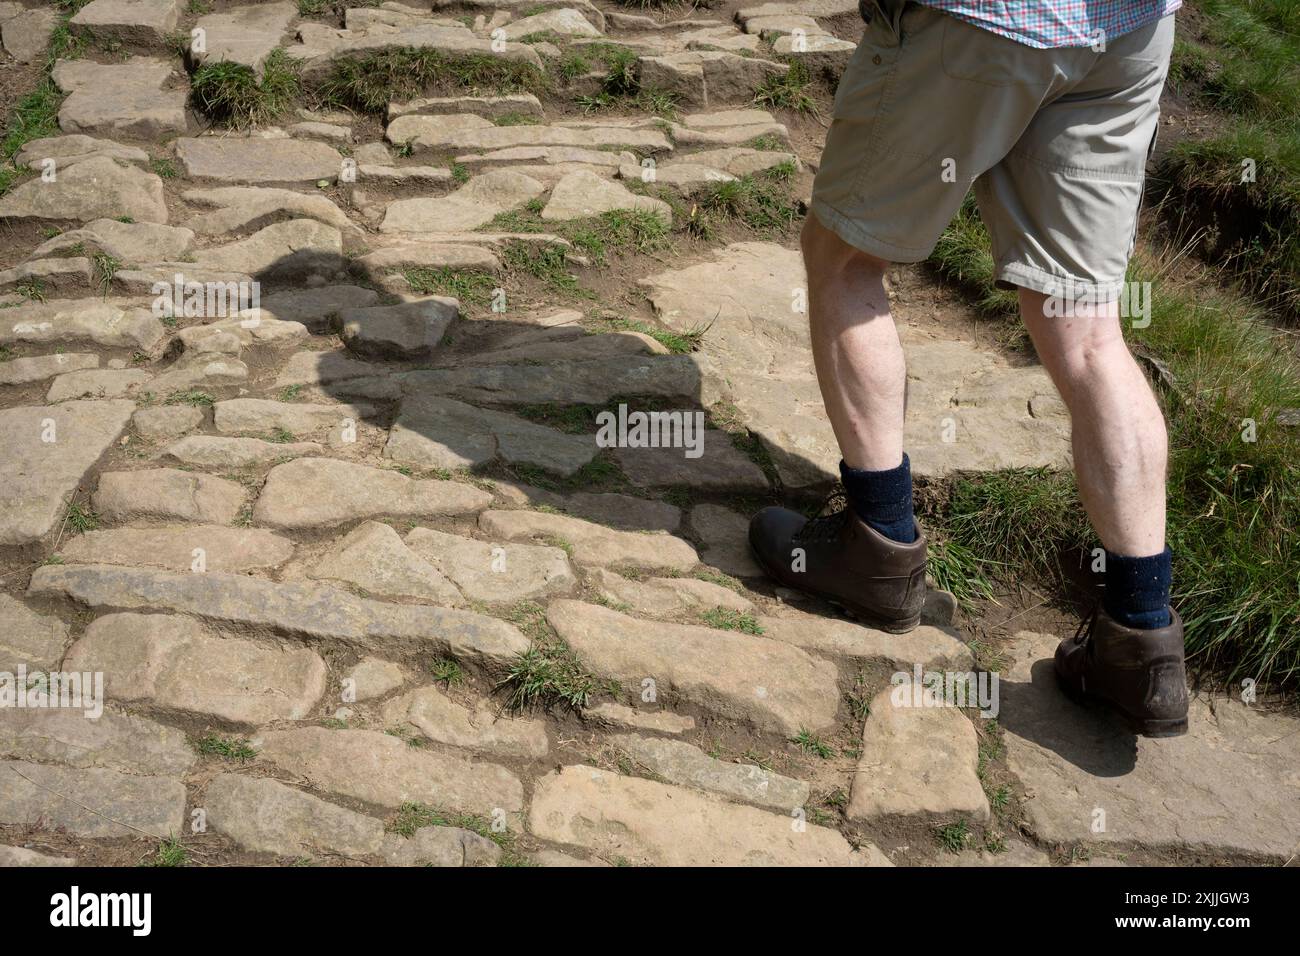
[840,455,916,544]
[1102,546,1172,629]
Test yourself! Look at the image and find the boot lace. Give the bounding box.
[1073,606,1099,655]
[791,489,850,546]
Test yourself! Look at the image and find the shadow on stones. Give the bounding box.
[998,657,1138,778]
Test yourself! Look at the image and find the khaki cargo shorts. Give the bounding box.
[811,1,1176,301]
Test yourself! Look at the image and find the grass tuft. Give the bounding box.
[191,48,301,128]
[320,48,549,114]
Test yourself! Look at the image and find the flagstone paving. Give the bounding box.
[0,0,1294,870]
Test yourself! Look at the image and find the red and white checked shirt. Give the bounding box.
[915,0,1181,48]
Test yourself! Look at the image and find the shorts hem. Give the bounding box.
[810,199,933,264]
[995,262,1127,302]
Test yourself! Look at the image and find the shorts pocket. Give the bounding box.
[940,15,1050,86]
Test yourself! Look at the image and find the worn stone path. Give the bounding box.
[0,0,1295,868]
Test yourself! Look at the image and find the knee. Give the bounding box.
[801,214,889,285]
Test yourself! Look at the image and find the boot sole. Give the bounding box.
[750,540,921,635]
[1055,671,1189,738]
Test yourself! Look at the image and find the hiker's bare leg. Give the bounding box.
[802,213,906,472]
[1019,289,1167,556]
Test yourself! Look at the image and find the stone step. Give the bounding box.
[28,564,530,670]
[64,612,328,725]
[397,353,725,406]
[29,219,196,266]
[846,683,990,824]
[45,368,150,404]
[162,435,325,468]
[583,702,695,735]
[253,726,525,819]
[405,525,576,603]
[307,520,465,605]
[611,734,809,812]
[340,298,459,361]
[344,657,408,701]
[0,299,165,350]
[214,398,379,444]
[183,186,357,238]
[188,220,345,280]
[380,169,546,234]
[758,608,975,671]
[253,457,492,530]
[388,94,545,122]
[52,58,186,138]
[479,510,698,571]
[176,137,345,185]
[384,394,597,476]
[93,468,246,525]
[132,405,203,442]
[385,117,672,156]
[188,1,297,78]
[58,525,295,573]
[0,760,185,839]
[0,594,69,672]
[70,0,181,50]
[540,169,673,223]
[547,600,838,735]
[0,400,135,549]
[528,764,887,866]
[13,134,149,170]
[585,567,754,617]
[382,685,550,759]
[0,4,57,63]
[1001,631,1300,860]
[0,705,193,777]
[0,353,100,387]
[614,428,769,492]
[0,845,75,866]
[204,773,500,866]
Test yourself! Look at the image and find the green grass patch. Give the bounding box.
[1157,121,1300,318]
[92,253,120,298]
[195,733,257,762]
[501,241,591,299]
[688,165,801,235]
[387,802,529,866]
[935,820,972,854]
[0,2,90,191]
[568,42,678,118]
[429,657,463,686]
[498,601,599,709]
[165,389,216,407]
[754,59,817,114]
[403,266,497,306]
[1160,0,1300,317]
[699,606,764,634]
[143,837,188,867]
[320,48,549,114]
[790,727,835,758]
[191,48,301,128]
[587,315,705,354]
[64,502,98,534]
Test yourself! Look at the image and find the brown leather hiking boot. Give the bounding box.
[748,501,927,633]
[1055,607,1189,738]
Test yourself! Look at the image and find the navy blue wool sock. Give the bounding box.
[839,456,916,544]
[1103,546,1173,629]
